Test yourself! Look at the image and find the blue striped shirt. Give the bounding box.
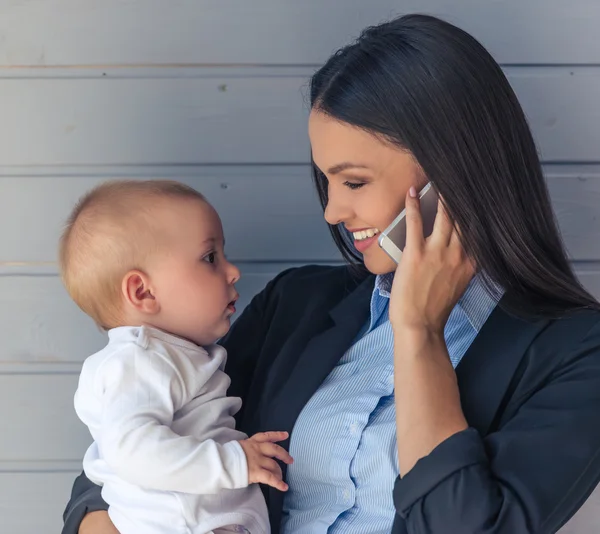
[280,273,500,533]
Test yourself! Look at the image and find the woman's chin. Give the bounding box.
[362,249,398,275]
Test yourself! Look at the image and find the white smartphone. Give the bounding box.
[378,182,439,263]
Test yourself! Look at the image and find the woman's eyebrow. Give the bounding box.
[327,162,370,175]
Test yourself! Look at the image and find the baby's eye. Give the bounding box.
[203,252,216,264]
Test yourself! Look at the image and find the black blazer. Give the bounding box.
[63,265,600,534]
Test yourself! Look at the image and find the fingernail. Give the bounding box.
[409,186,417,198]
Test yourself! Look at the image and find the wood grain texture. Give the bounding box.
[0,169,333,263]
[2,0,600,67]
[3,2,600,530]
[560,485,600,532]
[2,168,600,263]
[0,373,89,462]
[0,472,78,533]
[0,259,598,367]
[0,71,311,166]
[1,67,600,166]
[0,263,301,364]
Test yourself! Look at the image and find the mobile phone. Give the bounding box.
[378,182,439,263]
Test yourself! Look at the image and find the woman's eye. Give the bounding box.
[203,252,216,264]
[343,181,365,190]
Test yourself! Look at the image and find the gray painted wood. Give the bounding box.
[0,263,299,363]
[0,263,597,464]
[0,274,107,363]
[0,472,78,533]
[0,386,597,534]
[2,2,600,532]
[560,486,600,532]
[2,1,600,66]
[0,260,598,368]
[2,67,600,166]
[2,168,600,263]
[0,71,311,166]
[577,270,600,300]
[0,170,333,262]
[0,262,598,523]
[0,373,89,462]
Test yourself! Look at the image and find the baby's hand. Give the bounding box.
[238,431,293,491]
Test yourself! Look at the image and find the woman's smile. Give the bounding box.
[347,226,381,253]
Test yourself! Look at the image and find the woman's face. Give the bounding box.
[309,110,425,274]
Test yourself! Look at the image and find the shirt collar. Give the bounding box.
[374,273,394,298]
[373,272,502,333]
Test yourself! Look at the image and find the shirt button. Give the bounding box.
[343,489,351,501]
[349,422,359,435]
[387,374,394,385]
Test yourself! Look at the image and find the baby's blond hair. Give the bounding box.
[59,180,207,329]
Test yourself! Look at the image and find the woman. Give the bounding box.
[63,14,600,534]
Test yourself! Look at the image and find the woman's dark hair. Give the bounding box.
[310,13,599,317]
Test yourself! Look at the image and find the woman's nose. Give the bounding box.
[324,193,352,226]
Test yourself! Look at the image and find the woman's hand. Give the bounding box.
[79,511,120,534]
[389,186,475,336]
[389,186,473,475]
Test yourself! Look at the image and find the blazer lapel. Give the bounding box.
[267,274,375,432]
[456,301,549,435]
[267,274,375,527]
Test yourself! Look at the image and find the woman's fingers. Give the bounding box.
[404,186,425,249]
[431,199,454,246]
[449,226,463,252]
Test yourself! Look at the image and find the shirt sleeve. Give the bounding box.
[392,319,600,533]
[95,346,248,494]
[63,268,297,532]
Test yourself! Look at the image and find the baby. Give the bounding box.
[59,180,292,534]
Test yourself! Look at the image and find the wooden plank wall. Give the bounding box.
[1,2,600,532]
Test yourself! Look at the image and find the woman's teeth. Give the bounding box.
[353,228,380,241]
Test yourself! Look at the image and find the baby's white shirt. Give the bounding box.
[74,325,269,534]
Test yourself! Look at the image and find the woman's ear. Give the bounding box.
[121,270,160,316]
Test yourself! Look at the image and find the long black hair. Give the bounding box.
[310,14,599,317]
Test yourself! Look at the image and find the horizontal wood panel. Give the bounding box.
[0,472,77,533]
[0,434,596,534]
[2,262,599,532]
[1,1,600,66]
[0,373,90,462]
[0,274,106,363]
[571,269,600,299]
[0,258,599,369]
[0,263,299,364]
[2,169,600,263]
[560,485,600,533]
[0,72,310,165]
[1,261,599,467]
[0,171,335,263]
[0,447,596,534]
[0,459,597,534]
[1,67,600,166]
[548,174,600,261]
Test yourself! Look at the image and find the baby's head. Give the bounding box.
[59,180,240,346]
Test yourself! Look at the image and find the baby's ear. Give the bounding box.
[121,269,160,315]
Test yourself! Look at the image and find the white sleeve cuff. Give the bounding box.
[222,440,249,489]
